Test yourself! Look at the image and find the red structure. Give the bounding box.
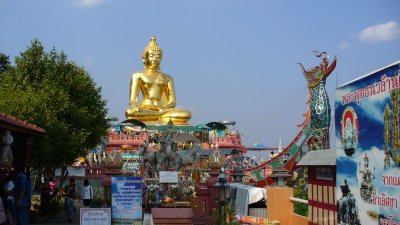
[209,132,245,149]
[106,130,149,153]
[193,169,221,225]
[298,150,336,225]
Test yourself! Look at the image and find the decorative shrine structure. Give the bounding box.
[73,38,343,225]
[228,52,337,189]
[296,51,337,225]
[299,51,336,151]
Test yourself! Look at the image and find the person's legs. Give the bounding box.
[41,199,50,222]
[65,198,73,222]
[17,206,29,225]
[4,200,16,225]
[6,210,15,225]
[10,205,17,225]
[16,208,21,225]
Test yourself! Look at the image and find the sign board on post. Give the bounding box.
[80,208,111,225]
[111,176,142,224]
[159,171,178,183]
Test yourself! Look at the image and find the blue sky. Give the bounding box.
[1,0,399,147]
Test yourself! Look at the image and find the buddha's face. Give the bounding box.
[145,49,162,70]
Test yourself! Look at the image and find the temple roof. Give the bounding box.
[205,122,227,130]
[146,124,207,132]
[297,149,336,166]
[0,112,45,135]
[177,148,241,155]
[268,166,292,178]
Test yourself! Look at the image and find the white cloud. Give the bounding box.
[359,93,389,124]
[339,41,351,49]
[72,0,104,7]
[357,21,400,43]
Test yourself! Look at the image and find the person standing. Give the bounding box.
[81,179,93,207]
[40,179,51,223]
[64,178,76,223]
[14,162,31,225]
[3,170,17,225]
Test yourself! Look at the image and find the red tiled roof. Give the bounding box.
[0,112,45,135]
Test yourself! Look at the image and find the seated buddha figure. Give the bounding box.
[125,37,192,125]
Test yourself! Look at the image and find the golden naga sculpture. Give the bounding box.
[125,37,192,125]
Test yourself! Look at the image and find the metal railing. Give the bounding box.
[289,196,308,205]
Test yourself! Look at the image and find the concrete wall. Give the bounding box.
[266,186,308,225]
[291,213,308,225]
[266,187,293,225]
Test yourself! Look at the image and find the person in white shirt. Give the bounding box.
[81,179,93,207]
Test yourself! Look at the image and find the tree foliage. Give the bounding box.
[292,168,308,216]
[0,39,109,173]
[0,53,11,73]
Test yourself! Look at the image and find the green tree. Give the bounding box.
[0,39,109,187]
[0,52,11,73]
[292,168,308,216]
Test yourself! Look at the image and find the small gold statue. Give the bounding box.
[125,37,192,125]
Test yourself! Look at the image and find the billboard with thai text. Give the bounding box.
[111,176,142,224]
[335,60,400,225]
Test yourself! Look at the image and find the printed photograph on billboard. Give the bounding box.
[335,61,400,225]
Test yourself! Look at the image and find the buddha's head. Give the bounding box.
[142,37,163,70]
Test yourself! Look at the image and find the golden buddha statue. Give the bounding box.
[125,37,192,125]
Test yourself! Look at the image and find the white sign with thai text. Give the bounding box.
[80,208,111,225]
[159,171,178,183]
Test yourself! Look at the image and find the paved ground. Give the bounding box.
[143,213,154,225]
[31,201,83,225]
[30,202,153,225]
